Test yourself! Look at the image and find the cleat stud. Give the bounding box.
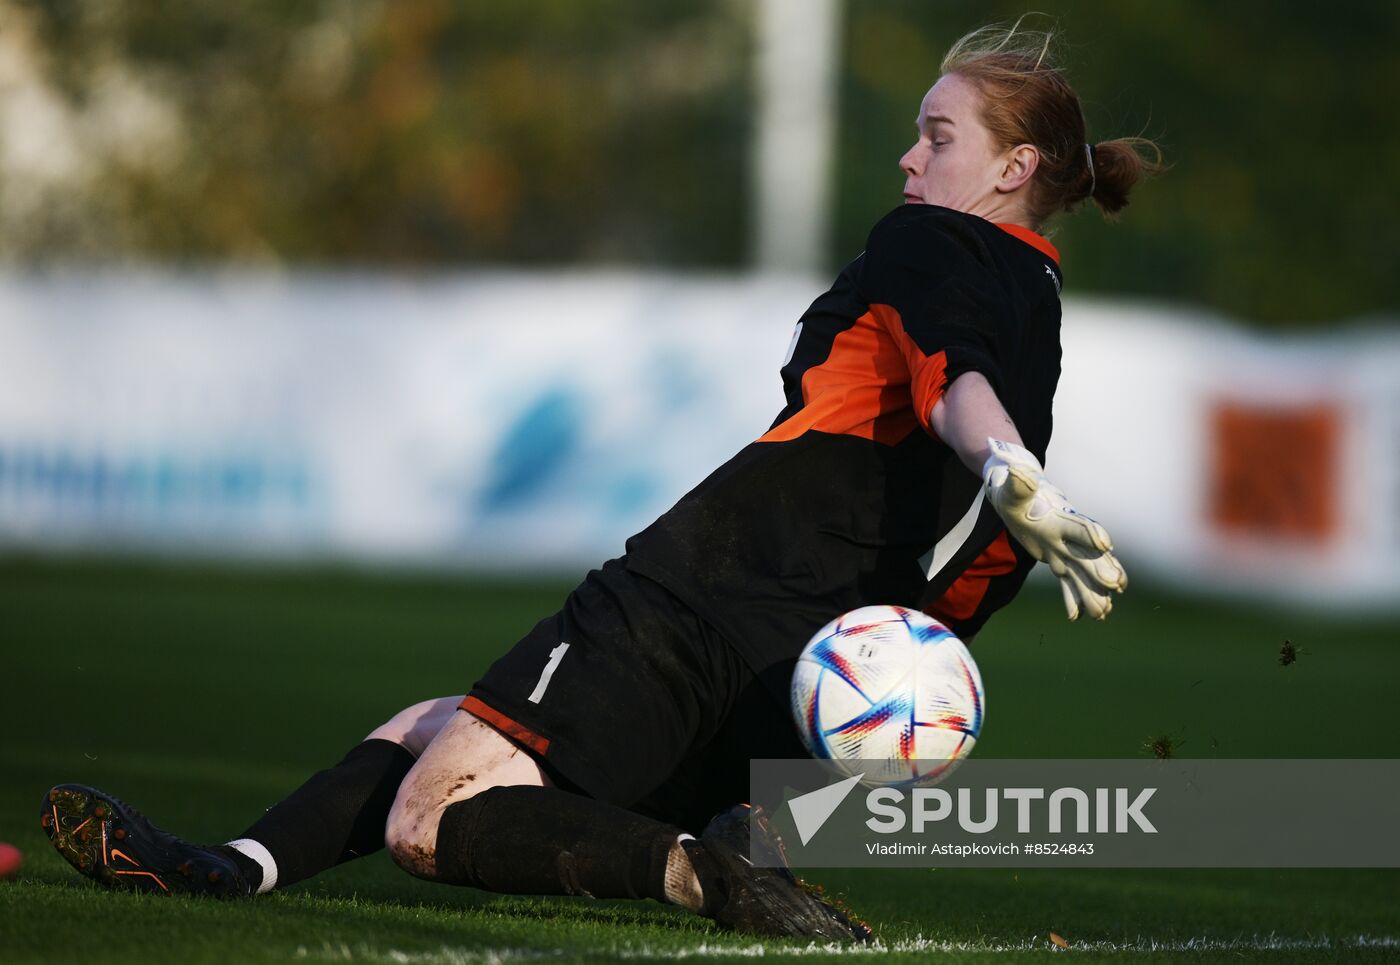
[177,861,193,876]
[49,790,59,803]
[114,828,127,841]
[79,828,92,842]
[40,814,51,829]
[207,870,222,884]
[93,806,107,818]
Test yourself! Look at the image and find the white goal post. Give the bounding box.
[752,0,843,273]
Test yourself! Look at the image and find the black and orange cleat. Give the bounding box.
[41,784,250,898]
[685,803,873,944]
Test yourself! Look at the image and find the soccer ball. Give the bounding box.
[790,605,985,787]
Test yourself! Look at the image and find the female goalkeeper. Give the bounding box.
[45,22,1158,943]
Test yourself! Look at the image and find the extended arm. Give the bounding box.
[931,373,1128,621]
[928,371,1021,472]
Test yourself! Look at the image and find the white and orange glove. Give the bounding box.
[982,438,1127,621]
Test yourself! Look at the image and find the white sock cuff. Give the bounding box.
[226,838,278,894]
[677,833,695,843]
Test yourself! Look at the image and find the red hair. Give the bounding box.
[941,20,1163,228]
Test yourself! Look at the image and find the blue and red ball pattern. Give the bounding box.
[791,604,985,787]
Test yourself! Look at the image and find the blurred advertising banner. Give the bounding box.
[0,271,1396,605]
[0,271,797,569]
[1051,301,1400,607]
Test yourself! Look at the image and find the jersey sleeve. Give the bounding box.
[859,211,1011,435]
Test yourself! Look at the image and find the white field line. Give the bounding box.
[295,934,1400,962]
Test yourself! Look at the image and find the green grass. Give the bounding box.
[1,556,1397,963]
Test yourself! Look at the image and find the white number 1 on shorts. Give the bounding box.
[527,642,570,704]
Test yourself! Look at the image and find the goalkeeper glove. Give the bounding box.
[982,438,1127,621]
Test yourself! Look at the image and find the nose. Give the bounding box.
[900,141,925,177]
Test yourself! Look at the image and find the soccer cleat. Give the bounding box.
[687,804,873,943]
[41,784,251,898]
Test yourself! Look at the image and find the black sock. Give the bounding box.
[232,738,416,890]
[434,785,679,900]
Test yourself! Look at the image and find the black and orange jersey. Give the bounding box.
[625,203,1064,695]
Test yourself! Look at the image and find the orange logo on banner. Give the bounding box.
[1208,402,1339,542]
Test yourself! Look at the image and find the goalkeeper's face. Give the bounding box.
[899,73,1016,219]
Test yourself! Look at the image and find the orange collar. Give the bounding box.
[995,222,1060,265]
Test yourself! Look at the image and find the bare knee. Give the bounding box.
[384,709,549,880]
[385,807,436,878]
[386,795,446,879]
[366,696,464,758]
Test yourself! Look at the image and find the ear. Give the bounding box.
[994,143,1039,194]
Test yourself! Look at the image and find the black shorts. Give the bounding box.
[462,558,807,832]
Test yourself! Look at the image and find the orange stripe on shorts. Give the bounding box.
[459,695,551,756]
